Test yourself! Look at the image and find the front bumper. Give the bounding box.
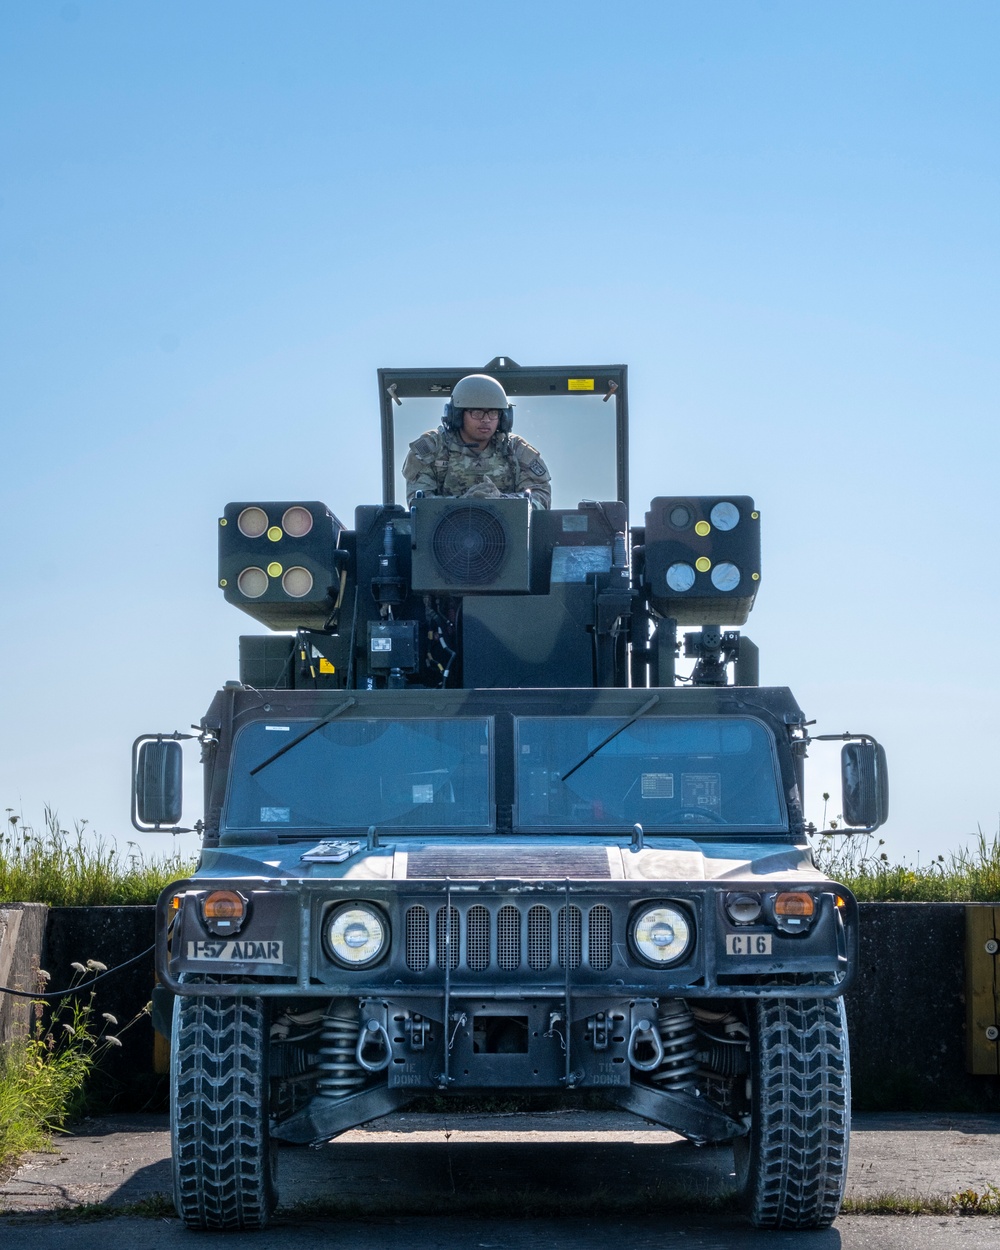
[156,875,858,1000]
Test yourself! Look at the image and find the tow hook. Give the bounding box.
[356,1018,392,1072]
[628,1016,664,1071]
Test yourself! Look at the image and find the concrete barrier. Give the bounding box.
[847,902,1000,1111]
[0,903,47,1046]
[43,906,160,1110]
[2,900,996,1112]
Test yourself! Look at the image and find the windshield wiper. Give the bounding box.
[250,697,357,776]
[560,694,660,782]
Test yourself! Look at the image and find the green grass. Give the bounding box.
[840,1187,1000,1216]
[839,1192,953,1215]
[0,807,195,906]
[813,825,1000,902]
[50,1194,177,1222]
[0,974,148,1181]
[0,1029,90,1177]
[5,803,999,906]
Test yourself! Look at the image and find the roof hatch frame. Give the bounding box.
[378,357,629,512]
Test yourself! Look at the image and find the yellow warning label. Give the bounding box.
[567,378,595,391]
[318,658,336,674]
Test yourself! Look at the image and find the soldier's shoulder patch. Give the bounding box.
[528,458,548,477]
[513,438,545,465]
[408,431,440,458]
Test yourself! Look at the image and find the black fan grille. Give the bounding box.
[431,505,508,585]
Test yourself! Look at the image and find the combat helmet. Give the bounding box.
[444,374,514,433]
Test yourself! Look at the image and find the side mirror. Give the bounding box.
[132,736,186,831]
[841,740,889,830]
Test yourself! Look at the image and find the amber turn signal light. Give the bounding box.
[201,889,249,935]
[774,891,815,917]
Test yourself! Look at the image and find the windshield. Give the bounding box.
[392,394,619,510]
[224,718,493,834]
[515,716,784,831]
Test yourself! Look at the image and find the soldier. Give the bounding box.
[402,374,551,509]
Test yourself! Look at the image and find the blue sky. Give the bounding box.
[2,1,998,864]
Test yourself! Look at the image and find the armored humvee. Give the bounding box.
[134,358,887,1231]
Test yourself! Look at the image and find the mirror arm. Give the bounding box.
[811,731,877,744]
[810,824,875,838]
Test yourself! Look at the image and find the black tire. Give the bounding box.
[734,996,850,1229]
[171,994,278,1230]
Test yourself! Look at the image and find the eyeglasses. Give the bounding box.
[465,409,501,420]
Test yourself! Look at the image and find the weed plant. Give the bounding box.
[812,823,1000,902]
[0,964,147,1179]
[0,807,195,906]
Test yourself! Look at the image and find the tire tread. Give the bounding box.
[742,996,850,1229]
[171,995,277,1230]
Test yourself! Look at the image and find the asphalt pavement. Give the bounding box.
[1,1110,999,1248]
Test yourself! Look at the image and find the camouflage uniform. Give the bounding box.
[402,427,552,510]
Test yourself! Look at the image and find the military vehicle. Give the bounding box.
[134,358,887,1231]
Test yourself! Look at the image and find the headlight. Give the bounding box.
[725,892,763,924]
[325,903,389,968]
[630,904,692,966]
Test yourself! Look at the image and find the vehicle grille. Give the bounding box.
[403,902,613,974]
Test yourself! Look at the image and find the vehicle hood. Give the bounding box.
[197,837,826,884]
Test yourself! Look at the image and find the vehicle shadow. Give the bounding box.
[101,1137,845,1246]
[283,1136,736,1214]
